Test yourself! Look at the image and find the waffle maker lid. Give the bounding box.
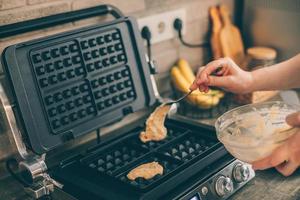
[1,6,157,154]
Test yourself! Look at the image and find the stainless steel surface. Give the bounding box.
[146,54,161,101]
[201,186,209,196]
[163,90,193,105]
[180,160,255,200]
[233,163,250,183]
[0,83,28,159]
[19,156,48,182]
[215,176,234,197]
[24,182,54,199]
[18,155,63,199]
[43,174,63,189]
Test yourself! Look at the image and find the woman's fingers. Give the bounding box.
[216,66,226,75]
[252,144,289,170]
[198,58,231,80]
[204,86,210,93]
[189,83,199,91]
[196,58,233,87]
[190,67,205,90]
[275,161,299,176]
[207,75,229,88]
[190,57,236,91]
[252,132,300,176]
[199,85,206,92]
[251,156,272,170]
[286,112,300,127]
[269,144,290,167]
[196,66,205,78]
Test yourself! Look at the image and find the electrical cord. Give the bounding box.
[5,158,30,187]
[141,26,152,61]
[96,129,101,144]
[173,18,210,48]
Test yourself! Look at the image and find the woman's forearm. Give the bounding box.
[249,54,300,92]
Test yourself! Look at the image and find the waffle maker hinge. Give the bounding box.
[145,54,161,102]
[0,83,63,198]
[146,54,180,114]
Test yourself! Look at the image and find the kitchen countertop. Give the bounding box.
[1,168,300,200]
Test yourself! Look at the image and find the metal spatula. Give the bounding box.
[163,90,193,106]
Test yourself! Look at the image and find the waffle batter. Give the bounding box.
[127,161,163,180]
[139,105,171,143]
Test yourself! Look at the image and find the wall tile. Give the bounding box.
[0,1,70,25]
[154,72,172,95]
[72,0,145,14]
[153,47,178,73]
[179,46,211,68]
[0,0,26,10]
[28,0,61,5]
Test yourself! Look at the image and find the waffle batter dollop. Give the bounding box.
[127,161,163,180]
[139,105,171,143]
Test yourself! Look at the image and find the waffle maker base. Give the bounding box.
[51,118,253,200]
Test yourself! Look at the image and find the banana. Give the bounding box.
[170,66,189,93]
[208,89,225,98]
[177,58,195,84]
[196,93,212,103]
[197,95,220,109]
[178,59,225,98]
[171,59,225,109]
[170,66,197,104]
[215,91,225,99]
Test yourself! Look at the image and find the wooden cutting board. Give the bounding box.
[209,6,223,59]
[219,5,245,68]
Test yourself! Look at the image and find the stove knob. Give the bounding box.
[233,163,250,183]
[215,176,233,197]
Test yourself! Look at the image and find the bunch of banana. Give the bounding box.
[171,58,225,109]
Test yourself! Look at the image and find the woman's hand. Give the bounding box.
[252,112,300,176]
[190,57,254,94]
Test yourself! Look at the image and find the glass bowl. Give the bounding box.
[215,101,300,163]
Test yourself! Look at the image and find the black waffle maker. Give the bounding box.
[1,5,156,154]
[0,4,254,200]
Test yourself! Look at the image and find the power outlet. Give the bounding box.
[137,9,186,44]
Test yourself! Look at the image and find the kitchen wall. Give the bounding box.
[242,0,300,61]
[0,0,237,178]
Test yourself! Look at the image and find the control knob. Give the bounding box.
[233,163,250,183]
[215,175,233,197]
